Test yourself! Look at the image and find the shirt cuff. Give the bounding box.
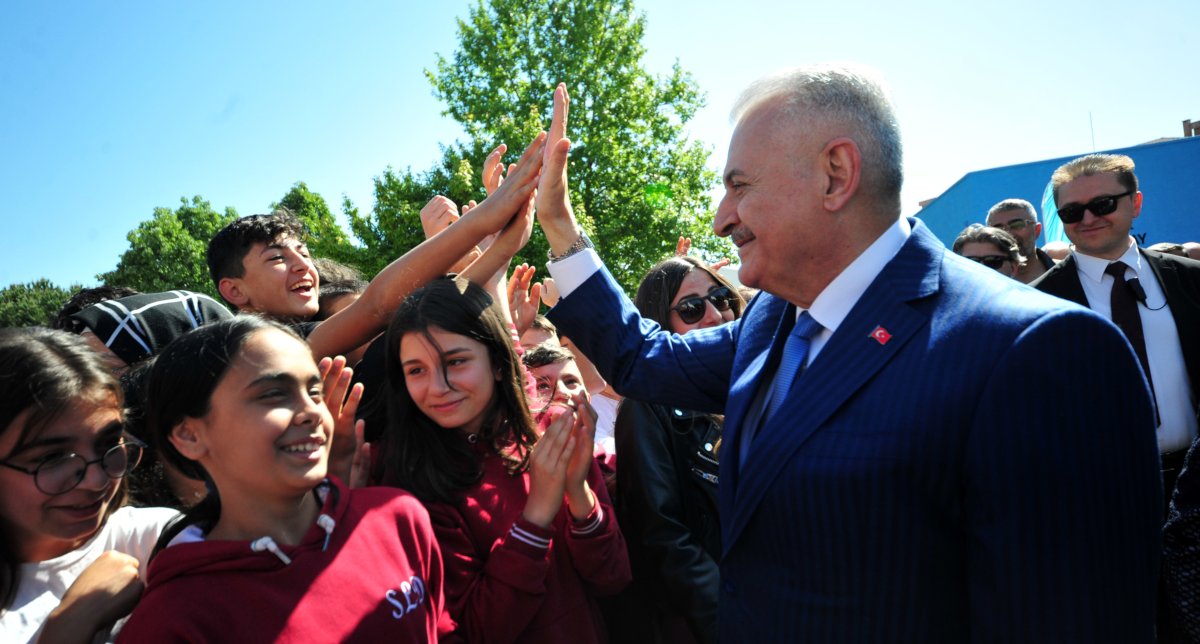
[545,249,603,301]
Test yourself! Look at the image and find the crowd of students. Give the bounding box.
[0,104,743,642]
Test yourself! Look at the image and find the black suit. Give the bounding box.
[1030,248,1200,405]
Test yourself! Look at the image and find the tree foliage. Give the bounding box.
[0,279,77,328]
[99,197,237,298]
[275,182,362,270]
[427,0,721,291]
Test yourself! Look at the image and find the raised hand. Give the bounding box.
[420,195,460,240]
[507,263,543,336]
[318,356,364,484]
[463,131,545,236]
[540,277,560,308]
[536,83,581,256]
[482,144,508,196]
[563,393,598,520]
[522,405,577,528]
[675,236,691,257]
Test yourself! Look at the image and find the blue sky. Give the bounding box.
[2,0,1196,288]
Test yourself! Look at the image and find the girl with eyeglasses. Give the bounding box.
[0,327,177,643]
[117,317,452,642]
[609,255,745,644]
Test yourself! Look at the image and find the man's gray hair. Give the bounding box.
[731,63,903,211]
[987,198,1039,223]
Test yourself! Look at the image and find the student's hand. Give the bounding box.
[481,144,513,196]
[508,264,543,337]
[348,418,372,489]
[675,236,691,257]
[522,406,576,528]
[420,195,460,240]
[563,393,598,520]
[41,551,143,644]
[319,356,364,483]
[536,83,581,256]
[462,131,545,237]
[540,277,560,308]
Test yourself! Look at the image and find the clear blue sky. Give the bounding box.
[2,0,1196,288]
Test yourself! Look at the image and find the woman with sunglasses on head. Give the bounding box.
[0,327,177,644]
[608,255,745,644]
[952,224,1026,280]
[117,317,452,642]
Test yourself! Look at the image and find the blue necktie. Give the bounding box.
[764,311,823,421]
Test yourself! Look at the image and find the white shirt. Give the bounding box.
[1,506,178,644]
[1072,240,1198,452]
[547,217,913,466]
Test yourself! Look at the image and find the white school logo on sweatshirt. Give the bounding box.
[384,576,427,619]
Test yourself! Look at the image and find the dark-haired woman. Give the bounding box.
[118,317,451,642]
[0,328,175,643]
[377,276,631,643]
[612,255,745,644]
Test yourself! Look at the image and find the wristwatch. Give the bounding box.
[548,230,593,262]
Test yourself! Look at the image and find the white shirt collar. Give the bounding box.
[1072,237,1140,284]
[802,216,911,330]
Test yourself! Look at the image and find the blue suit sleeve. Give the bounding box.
[547,264,736,414]
[964,307,1161,643]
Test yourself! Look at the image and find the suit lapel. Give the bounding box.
[721,222,941,551]
[719,297,792,498]
[1038,255,1088,306]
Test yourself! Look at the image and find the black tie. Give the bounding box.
[1105,261,1157,418]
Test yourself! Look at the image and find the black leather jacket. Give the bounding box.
[613,399,722,644]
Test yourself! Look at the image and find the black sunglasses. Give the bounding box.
[1057,190,1133,225]
[966,255,1009,271]
[672,286,734,324]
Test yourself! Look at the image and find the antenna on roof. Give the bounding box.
[1089,112,1096,152]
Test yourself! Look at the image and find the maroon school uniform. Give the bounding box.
[428,446,631,643]
[118,478,452,643]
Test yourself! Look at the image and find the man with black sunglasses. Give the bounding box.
[1032,153,1200,512]
[985,198,1056,283]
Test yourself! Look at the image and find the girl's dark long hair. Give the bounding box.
[633,255,745,329]
[378,277,538,505]
[144,316,301,554]
[0,328,124,612]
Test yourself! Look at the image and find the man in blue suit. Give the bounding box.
[534,66,1161,642]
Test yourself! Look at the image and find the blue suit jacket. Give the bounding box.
[548,220,1162,642]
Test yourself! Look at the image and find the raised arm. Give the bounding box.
[307,132,545,361]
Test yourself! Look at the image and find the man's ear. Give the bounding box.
[170,419,208,462]
[218,278,251,310]
[1132,191,1144,218]
[820,137,862,213]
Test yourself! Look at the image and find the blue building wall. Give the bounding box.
[916,136,1200,248]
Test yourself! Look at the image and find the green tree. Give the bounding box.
[428,0,721,291]
[345,147,479,278]
[0,279,77,328]
[100,196,237,298]
[275,182,362,270]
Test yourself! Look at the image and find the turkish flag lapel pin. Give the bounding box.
[869,325,891,345]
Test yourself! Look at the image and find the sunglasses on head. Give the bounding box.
[1057,190,1133,225]
[672,286,734,324]
[966,255,1009,271]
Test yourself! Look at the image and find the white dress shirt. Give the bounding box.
[546,217,913,466]
[1072,239,1198,452]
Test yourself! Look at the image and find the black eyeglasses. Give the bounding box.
[991,218,1034,233]
[1057,190,1134,225]
[672,286,734,324]
[0,439,146,496]
[966,255,1010,271]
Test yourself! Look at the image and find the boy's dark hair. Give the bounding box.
[529,315,557,335]
[316,279,368,321]
[206,210,309,290]
[521,343,575,370]
[313,258,363,284]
